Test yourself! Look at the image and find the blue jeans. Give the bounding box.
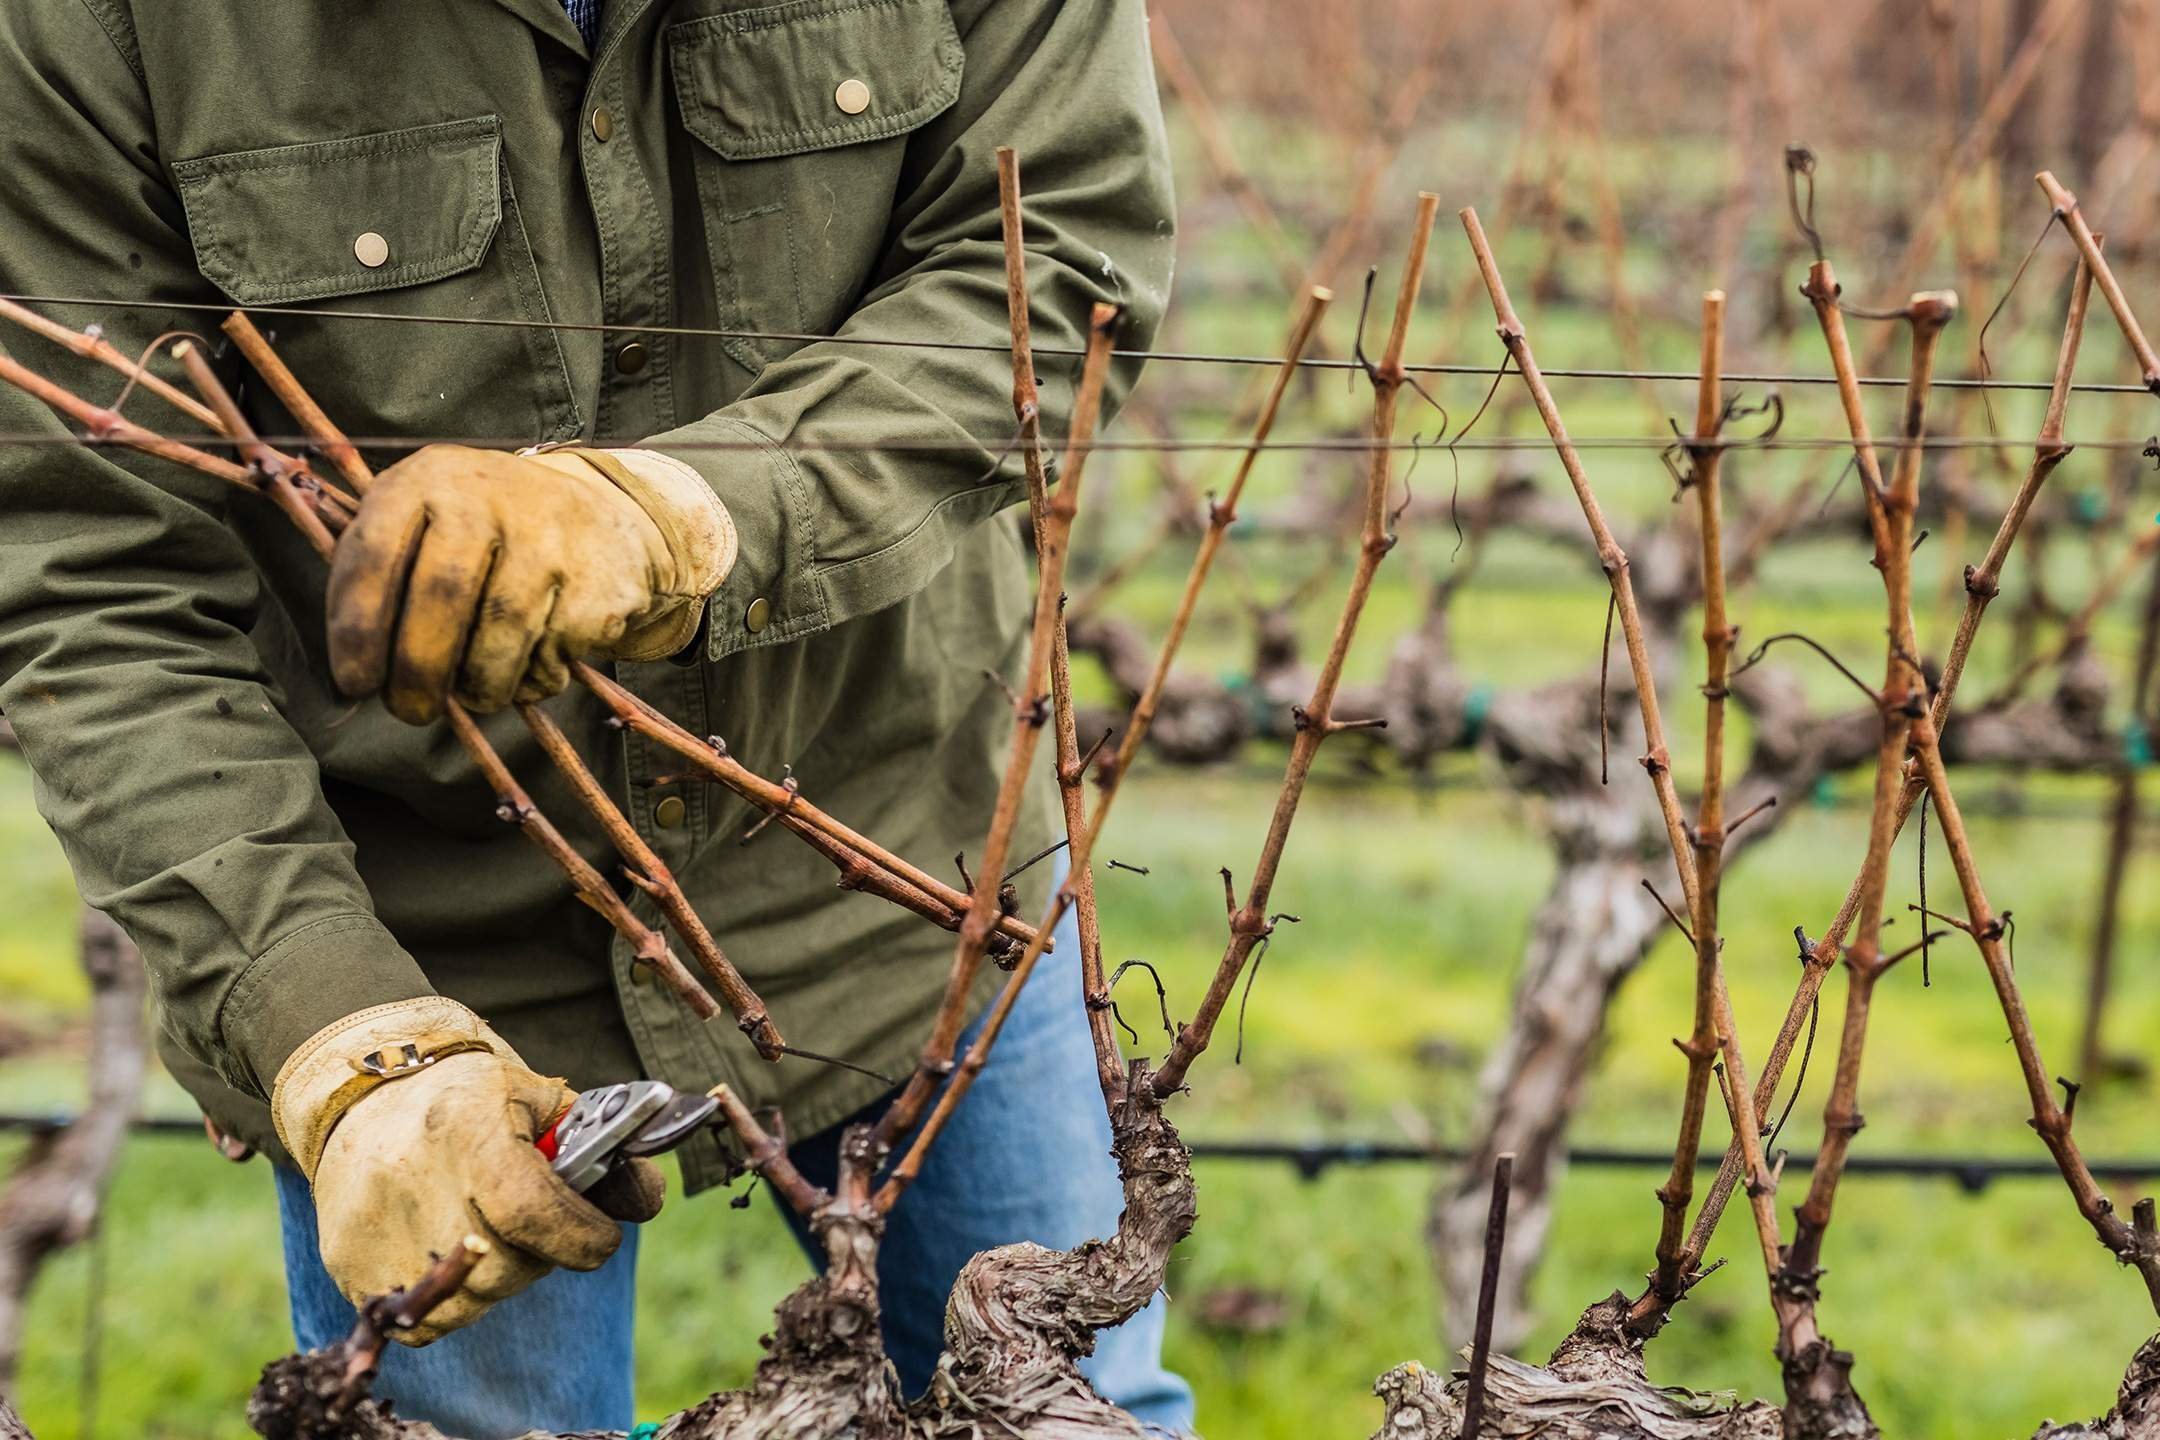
[275,881,1193,1437]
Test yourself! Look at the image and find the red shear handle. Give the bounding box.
[534,1110,571,1162]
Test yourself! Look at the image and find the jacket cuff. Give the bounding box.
[648,416,829,661]
[217,913,436,1103]
[269,995,515,1177]
[521,447,737,664]
[567,448,738,598]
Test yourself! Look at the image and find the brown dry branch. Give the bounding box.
[171,342,343,560]
[187,322,781,1045]
[0,295,221,432]
[707,1083,826,1219]
[867,264,1120,1174]
[1356,262,2138,1440]
[1152,192,1437,1095]
[1938,246,2096,725]
[1049,313,1330,1105]
[871,160,1122,1188]
[884,237,1335,1205]
[1644,292,1736,1320]
[1907,710,2160,1312]
[518,702,780,1057]
[1772,293,1955,1440]
[168,332,781,1052]
[281,240,1191,1435]
[1066,472,1196,623]
[248,1238,491,1440]
[1459,1153,1515,1440]
[0,302,1039,1054]
[220,312,375,499]
[0,906,145,1390]
[877,192,1431,1429]
[1672,247,2096,1301]
[1456,218,1785,1352]
[0,344,259,492]
[1065,404,1214,623]
[586,196,1405,1440]
[1060,287,1329,1103]
[1460,207,1700,916]
[1098,287,1330,799]
[0,304,357,524]
[2036,171,2160,389]
[1049,612,1122,1106]
[570,661,1040,955]
[443,701,721,1023]
[1062,391,2121,1357]
[0,304,818,1053]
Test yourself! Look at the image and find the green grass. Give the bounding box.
[11,104,2160,1440]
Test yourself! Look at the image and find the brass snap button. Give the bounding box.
[834,78,871,115]
[654,795,687,829]
[744,596,771,633]
[591,106,615,142]
[353,232,390,268]
[614,340,649,375]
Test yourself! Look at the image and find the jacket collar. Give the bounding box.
[485,0,590,59]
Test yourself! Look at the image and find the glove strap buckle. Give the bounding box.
[357,1041,428,1078]
[353,1037,494,1079]
[321,1038,498,1128]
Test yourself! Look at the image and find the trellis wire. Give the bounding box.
[3,1111,2152,1195]
[3,431,2160,457]
[9,290,2160,395]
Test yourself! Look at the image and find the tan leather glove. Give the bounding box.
[325,445,737,724]
[272,997,664,1345]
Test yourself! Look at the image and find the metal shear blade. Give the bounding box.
[546,1080,719,1192]
[618,1088,720,1156]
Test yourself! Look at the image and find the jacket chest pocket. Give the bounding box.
[172,116,579,459]
[668,0,963,377]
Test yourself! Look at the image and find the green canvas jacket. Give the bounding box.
[0,0,1172,1188]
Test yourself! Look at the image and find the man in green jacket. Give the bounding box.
[0,0,1188,1432]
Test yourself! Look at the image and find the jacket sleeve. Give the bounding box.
[652,0,1175,660]
[0,1,432,1099]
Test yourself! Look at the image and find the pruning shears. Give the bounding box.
[535,1080,718,1192]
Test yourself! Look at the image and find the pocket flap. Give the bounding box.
[669,0,963,162]
[172,117,503,306]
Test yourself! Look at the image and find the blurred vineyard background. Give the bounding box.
[9,0,2160,1435]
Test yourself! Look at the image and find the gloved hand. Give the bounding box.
[272,997,666,1345]
[326,445,736,724]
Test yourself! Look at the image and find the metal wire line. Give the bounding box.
[5,430,2160,458]
[5,1110,2153,1194]
[8,290,2160,397]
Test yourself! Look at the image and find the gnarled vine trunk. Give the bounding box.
[243,1070,1194,1440]
[1371,1297,2160,1440]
